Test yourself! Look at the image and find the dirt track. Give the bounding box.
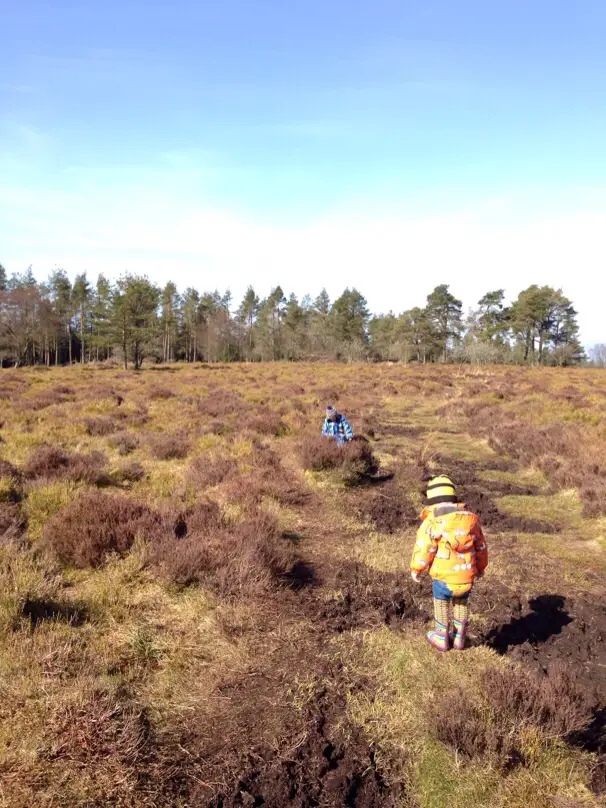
[195,414,606,807]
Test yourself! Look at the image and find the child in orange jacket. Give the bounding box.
[410,476,488,651]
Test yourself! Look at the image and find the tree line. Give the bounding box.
[0,263,586,368]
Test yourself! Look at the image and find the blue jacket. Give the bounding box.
[321,414,353,444]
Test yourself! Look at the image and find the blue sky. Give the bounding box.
[1,0,605,343]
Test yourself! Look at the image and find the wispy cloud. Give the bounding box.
[0,83,36,94]
[13,123,47,149]
[261,121,354,137]
[0,182,604,343]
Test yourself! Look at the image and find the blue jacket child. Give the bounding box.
[321,406,354,445]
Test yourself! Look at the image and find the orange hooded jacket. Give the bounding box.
[410,502,488,587]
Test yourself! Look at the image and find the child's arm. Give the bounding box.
[474,522,488,576]
[342,417,354,441]
[410,518,439,576]
[321,419,330,437]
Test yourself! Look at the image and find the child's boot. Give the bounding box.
[427,597,450,651]
[426,621,449,651]
[452,597,470,650]
[452,618,468,651]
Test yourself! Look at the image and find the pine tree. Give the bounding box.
[425,284,463,360]
[237,286,260,360]
[111,275,160,370]
[49,269,73,364]
[72,273,92,363]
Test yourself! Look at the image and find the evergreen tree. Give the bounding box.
[49,269,73,364]
[237,286,260,360]
[160,282,180,362]
[111,275,160,370]
[330,288,369,359]
[425,284,463,360]
[283,293,307,360]
[475,289,510,344]
[181,287,201,362]
[72,272,92,363]
[91,274,113,361]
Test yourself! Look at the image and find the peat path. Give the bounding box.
[202,413,606,806]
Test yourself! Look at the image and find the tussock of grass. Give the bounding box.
[23,479,80,541]
[0,543,62,631]
[346,628,599,808]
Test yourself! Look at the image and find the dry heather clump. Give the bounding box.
[0,502,25,542]
[0,459,23,501]
[43,490,162,567]
[197,389,247,418]
[148,432,191,460]
[23,445,71,478]
[45,686,149,785]
[85,415,118,436]
[244,408,289,436]
[151,502,295,595]
[115,460,146,483]
[448,399,606,517]
[202,418,232,436]
[429,662,591,767]
[24,444,110,485]
[24,445,110,485]
[229,444,311,506]
[82,385,124,406]
[148,386,175,400]
[110,432,140,455]
[186,454,237,488]
[300,435,347,472]
[315,387,341,403]
[300,435,379,484]
[20,388,74,411]
[482,662,591,740]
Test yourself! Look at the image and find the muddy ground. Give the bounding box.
[188,419,606,807]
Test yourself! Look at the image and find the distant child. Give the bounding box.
[410,476,488,651]
[321,405,354,445]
